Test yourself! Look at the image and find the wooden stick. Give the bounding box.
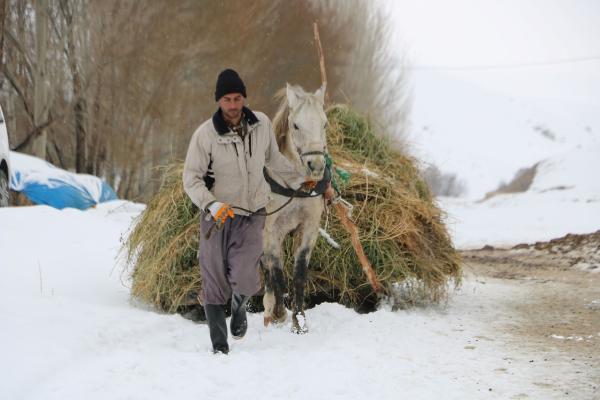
[313,22,382,294]
[313,22,330,105]
[334,202,384,294]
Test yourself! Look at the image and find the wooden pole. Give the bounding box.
[313,21,384,295]
[334,203,384,294]
[313,22,330,105]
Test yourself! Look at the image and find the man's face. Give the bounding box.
[218,93,244,122]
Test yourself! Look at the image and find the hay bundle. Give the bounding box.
[124,105,460,313]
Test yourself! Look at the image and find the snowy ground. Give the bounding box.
[1,201,597,399]
[437,138,600,249]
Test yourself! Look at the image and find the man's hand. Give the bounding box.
[207,202,235,225]
[323,182,335,205]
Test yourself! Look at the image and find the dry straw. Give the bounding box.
[124,104,461,313]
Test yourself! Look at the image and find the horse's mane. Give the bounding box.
[272,88,290,151]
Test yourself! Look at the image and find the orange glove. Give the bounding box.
[208,202,235,225]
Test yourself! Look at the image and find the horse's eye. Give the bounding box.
[293,123,299,130]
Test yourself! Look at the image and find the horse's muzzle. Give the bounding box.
[305,156,325,179]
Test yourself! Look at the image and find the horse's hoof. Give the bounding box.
[264,309,287,328]
[271,305,288,324]
[291,312,308,334]
[272,312,287,324]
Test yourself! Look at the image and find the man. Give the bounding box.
[183,69,314,354]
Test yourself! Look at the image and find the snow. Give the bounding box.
[0,201,591,399]
[384,2,600,248]
[551,334,595,342]
[9,151,60,189]
[404,68,600,201]
[9,151,116,209]
[439,139,600,249]
[384,1,600,200]
[2,3,598,396]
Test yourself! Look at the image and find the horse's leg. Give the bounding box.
[262,234,288,326]
[291,225,319,334]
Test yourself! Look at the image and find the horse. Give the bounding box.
[262,83,329,334]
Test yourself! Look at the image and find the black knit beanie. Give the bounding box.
[214,69,246,101]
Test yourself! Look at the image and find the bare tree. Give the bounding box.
[0,0,6,71]
[422,164,467,198]
[1,0,411,201]
[32,0,48,158]
[60,0,86,172]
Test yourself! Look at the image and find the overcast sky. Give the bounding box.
[385,0,600,103]
[386,0,600,66]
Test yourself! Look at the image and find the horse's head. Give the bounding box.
[284,83,328,180]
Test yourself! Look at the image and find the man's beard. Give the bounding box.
[224,108,242,121]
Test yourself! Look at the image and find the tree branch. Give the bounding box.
[4,29,34,80]
[12,113,61,151]
[1,63,34,124]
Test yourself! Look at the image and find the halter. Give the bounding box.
[298,149,326,159]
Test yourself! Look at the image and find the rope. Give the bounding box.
[204,186,319,240]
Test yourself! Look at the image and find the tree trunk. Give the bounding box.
[32,0,48,159]
[62,0,87,173]
[87,61,104,175]
[0,0,7,76]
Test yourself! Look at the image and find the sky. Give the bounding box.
[385,0,600,102]
[386,0,600,67]
[386,0,600,102]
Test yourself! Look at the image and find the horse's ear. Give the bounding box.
[315,84,326,103]
[286,83,301,109]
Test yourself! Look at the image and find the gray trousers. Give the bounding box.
[199,211,266,305]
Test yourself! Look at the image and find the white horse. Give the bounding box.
[262,83,328,334]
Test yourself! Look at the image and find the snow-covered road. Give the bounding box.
[1,201,594,399]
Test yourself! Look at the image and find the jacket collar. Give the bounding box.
[212,106,259,135]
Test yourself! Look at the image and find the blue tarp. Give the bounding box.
[9,151,118,210]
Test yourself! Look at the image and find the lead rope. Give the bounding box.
[204,186,321,240]
[205,151,331,240]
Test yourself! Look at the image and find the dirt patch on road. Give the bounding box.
[466,230,600,274]
[461,231,600,397]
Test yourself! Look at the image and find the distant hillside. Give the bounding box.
[406,69,600,200]
[439,140,600,249]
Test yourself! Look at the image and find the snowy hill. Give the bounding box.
[397,63,600,249]
[385,0,600,202]
[406,68,600,201]
[1,201,594,399]
[440,139,600,249]
[408,71,600,249]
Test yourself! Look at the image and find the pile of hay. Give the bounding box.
[124,104,461,313]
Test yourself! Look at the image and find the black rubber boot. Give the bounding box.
[230,293,249,339]
[204,304,229,354]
